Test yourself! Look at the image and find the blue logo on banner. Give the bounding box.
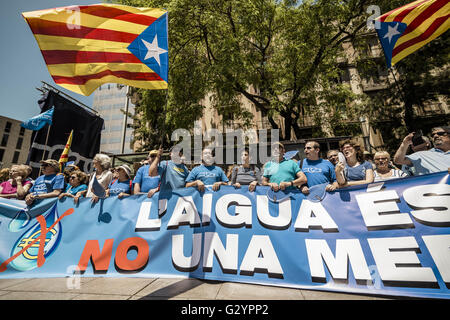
[9,204,62,271]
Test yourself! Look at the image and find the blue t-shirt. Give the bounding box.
[108,179,132,196]
[300,158,336,187]
[344,161,373,181]
[133,164,161,193]
[186,165,228,185]
[158,160,190,190]
[64,183,87,195]
[29,174,65,195]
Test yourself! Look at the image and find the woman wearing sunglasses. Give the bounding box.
[58,170,88,200]
[373,151,407,182]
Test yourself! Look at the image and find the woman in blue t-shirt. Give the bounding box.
[58,170,88,200]
[335,140,374,188]
[106,165,133,199]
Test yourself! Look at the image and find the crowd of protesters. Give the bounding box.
[0,125,449,206]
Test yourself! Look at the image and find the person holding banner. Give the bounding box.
[133,150,161,197]
[185,147,228,192]
[373,151,407,182]
[231,148,262,192]
[298,141,338,194]
[82,154,113,204]
[262,142,307,191]
[106,164,133,199]
[147,146,190,196]
[393,126,450,175]
[58,170,88,200]
[335,140,374,187]
[25,159,64,206]
[0,165,33,199]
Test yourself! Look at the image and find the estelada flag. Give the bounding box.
[58,129,73,172]
[375,0,449,68]
[22,4,168,96]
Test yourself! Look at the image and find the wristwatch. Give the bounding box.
[290,181,294,186]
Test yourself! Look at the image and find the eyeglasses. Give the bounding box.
[69,176,77,180]
[41,164,49,168]
[432,131,448,137]
[304,146,316,150]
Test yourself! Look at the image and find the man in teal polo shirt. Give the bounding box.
[25,159,65,206]
[262,142,307,191]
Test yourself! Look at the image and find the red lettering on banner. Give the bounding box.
[0,208,75,272]
[77,239,114,273]
[77,237,150,274]
[115,237,149,272]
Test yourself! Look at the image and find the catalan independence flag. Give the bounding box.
[59,129,73,172]
[375,0,449,68]
[22,4,168,96]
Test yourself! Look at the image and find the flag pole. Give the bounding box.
[39,124,51,176]
[160,10,169,150]
[120,85,131,154]
[389,67,408,103]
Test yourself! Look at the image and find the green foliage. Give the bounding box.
[115,0,448,151]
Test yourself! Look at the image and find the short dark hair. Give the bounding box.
[340,139,364,163]
[431,126,450,134]
[305,141,320,149]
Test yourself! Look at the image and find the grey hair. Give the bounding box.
[93,153,112,170]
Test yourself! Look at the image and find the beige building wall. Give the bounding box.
[0,116,33,169]
[92,84,135,154]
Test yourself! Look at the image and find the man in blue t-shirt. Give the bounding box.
[148,146,190,197]
[185,148,228,192]
[133,150,161,197]
[25,159,65,206]
[299,141,338,194]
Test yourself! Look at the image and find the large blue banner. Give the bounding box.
[1,172,449,299]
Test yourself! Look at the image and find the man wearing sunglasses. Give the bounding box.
[25,159,65,206]
[393,126,450,175]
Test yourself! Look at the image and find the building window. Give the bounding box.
[19,127,25,136]
[16,137,23,150]
[0,149,4,162]
[12,151,20,164]
[4,121,12,133]
[1,134,9,147]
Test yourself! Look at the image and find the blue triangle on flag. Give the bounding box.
[127,13,169,82]
[376,21,407,68]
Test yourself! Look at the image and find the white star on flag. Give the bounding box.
[383,23,401,43]
[142,35,167,66]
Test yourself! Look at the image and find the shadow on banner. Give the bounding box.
[26,90,104,178]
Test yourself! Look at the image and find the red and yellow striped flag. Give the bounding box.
[22,4,168,96]
[59,130,73,172]
[375,0,449,68]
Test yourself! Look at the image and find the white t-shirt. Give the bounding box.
[374,169,407,182]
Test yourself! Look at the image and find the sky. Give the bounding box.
[0,0,99,122]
